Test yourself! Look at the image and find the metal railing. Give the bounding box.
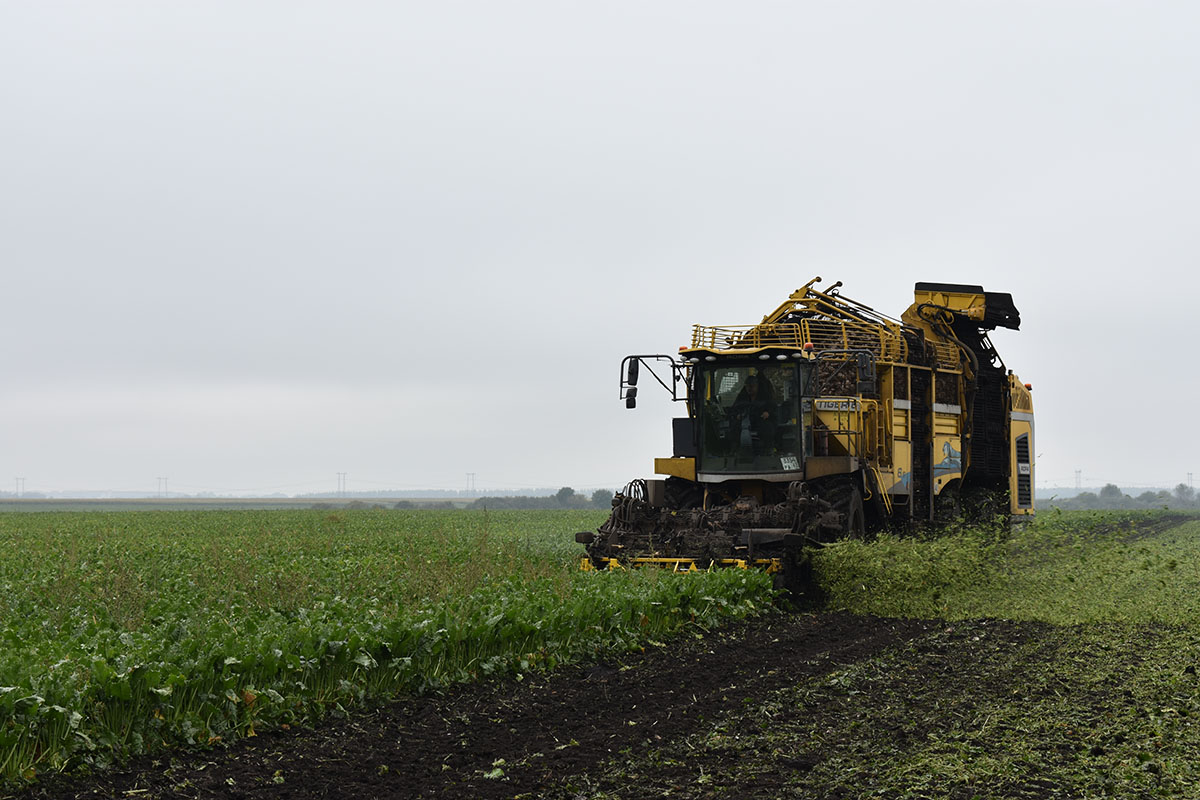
[691,320,959,369]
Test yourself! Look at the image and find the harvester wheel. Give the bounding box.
[775,547,812,597]
[933,483,962,527]
[844,488,866,539]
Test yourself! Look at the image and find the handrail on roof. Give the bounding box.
[688,277,962,370]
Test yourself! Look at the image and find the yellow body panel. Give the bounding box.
[1010,421,1034,512]
[890,442,912,494]
[654,457,696,481]
[910,286,988,320]
[1009,374,1035,515]
[933,432,964,495]
[933,411,961,436]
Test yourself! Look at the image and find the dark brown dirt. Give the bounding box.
[10,612,942,800]
[1113,512,1195,542]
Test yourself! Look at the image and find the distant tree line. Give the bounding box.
[468,487,613,510]
[1048,483,1198,511]
[301,488,572,499]
[314,488,615,511]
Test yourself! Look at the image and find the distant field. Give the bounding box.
[0,509,773,786]
[0,498,473,512]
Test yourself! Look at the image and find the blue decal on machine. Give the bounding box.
[934,441,962,476]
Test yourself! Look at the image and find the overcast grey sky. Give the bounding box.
[3,2,1197,495]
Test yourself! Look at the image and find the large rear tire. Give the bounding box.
[933,482,962,527]
[844,487,866,539]
[775,547,822,607]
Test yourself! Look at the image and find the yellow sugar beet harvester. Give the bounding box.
[575,277,1034,592]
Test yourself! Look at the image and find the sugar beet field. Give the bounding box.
[4,509,1200,799]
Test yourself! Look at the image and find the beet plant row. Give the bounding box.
[0,509,775,786]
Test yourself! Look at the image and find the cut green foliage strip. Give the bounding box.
[563,620,1200,799]
[0,510,774,786]
[814,509,1200,624]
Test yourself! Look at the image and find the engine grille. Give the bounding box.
[1015,433,1032,508]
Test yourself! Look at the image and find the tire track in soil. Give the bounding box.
[563,618,1065,800]
[13,612,934,800]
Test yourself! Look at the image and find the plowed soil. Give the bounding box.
[12,612,1059,800]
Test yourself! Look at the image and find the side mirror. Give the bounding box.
[625,386,638,408]
[626,358,640,387]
